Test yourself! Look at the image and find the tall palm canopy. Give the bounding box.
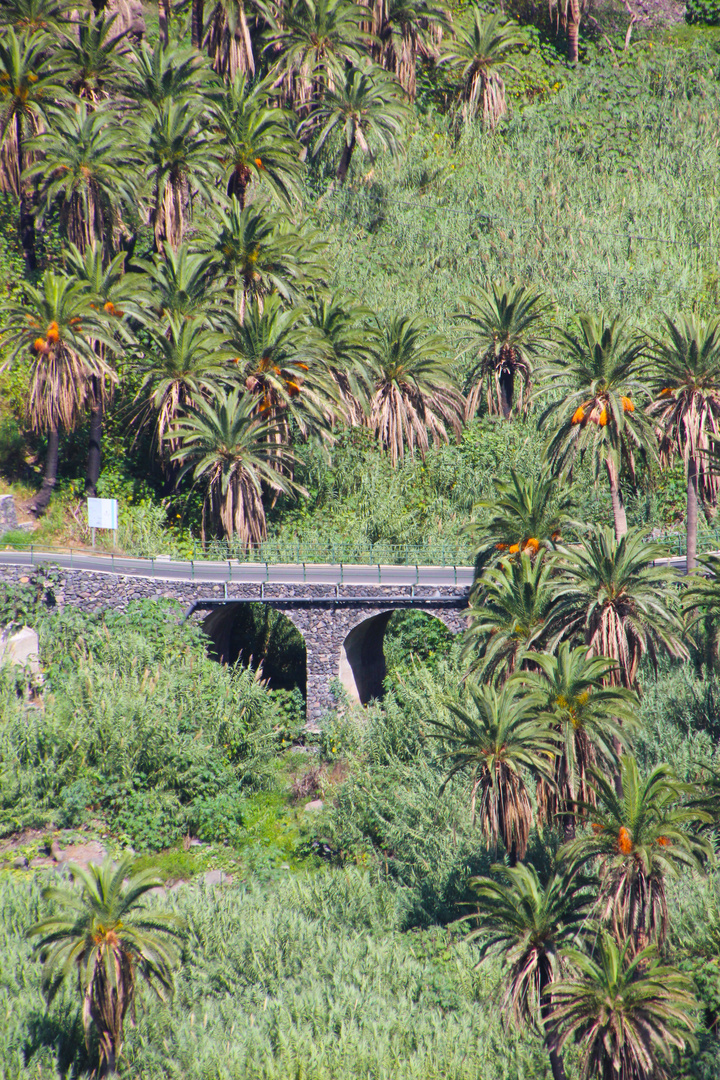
[550,527,687,688]
[439,8,525,127]
[170,385,303,545]
[429,678,558,863]
[468,862,594,1080]
[457,281,552,419]
[464,550,557,683]
[528,644,637,837]
[27,855,182,1077]
[26,103,136,255]
[370,0,450,99]
[540,313,656,539]
[303,62,410,182]
[471,468,577,568]
[649,314,720,571]
[552,935,697,1080]
[212,72,301,208]
[366,314,462,464]
[562,756,709,950]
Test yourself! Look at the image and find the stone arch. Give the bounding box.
[200,602,307,695]
[338,607,465,706]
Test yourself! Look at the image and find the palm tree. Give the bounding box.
[366,314,462,465]
[552,935,697,1080]
[370,0,450,100]
[0,28,65,271]
[169,385,303,545]
[1,272,115,513]
[227,294,335,443]
[471,468,577,569]
[303,62,410,183]
[439,8,525,128]
[26,103,136,255]
[528,644,638,840]
[304,291,376,422]
[210,199,324,321]
[211,72,301,208]
[133,242,218,323]
[428,678,558,864]
[648,315,720,572]
[463,550,558,683]
[140,100,220,252]
[203,0,257,80]
[124,40,210,108]
[65,242,137,495]
[58,12,129,103]
[562,756,709,950]
[0,0,72,34]
[467,862,595,1080]
[28,855,182,1077]
[264,0,366,111]
[133,315,229,452]
[539,313,656,540]
[456,281,552,419]
[550,527,687,690]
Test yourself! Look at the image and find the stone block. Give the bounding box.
[0,626,40,673]
[0,494,18,535]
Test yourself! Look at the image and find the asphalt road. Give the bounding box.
[0,549,476,588]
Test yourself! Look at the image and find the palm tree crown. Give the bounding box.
[550,527,687,689]
[170,385,303,545]
[540,313,656,539]
[471,468,577,568]
[649,314,720,571]
[562,756,709,950]
[28,855,182,1076]
[457,281,552,419]
[429,677,557,863]
[552,934,697,1080]
[366,314,462,464]
[439,8,525,127]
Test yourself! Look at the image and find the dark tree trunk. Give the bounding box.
[606,458,627,540]
[16,112,36,274]
[507,838,518,867]
[31,426,59,516]
[567,0,580,64]
[158,0,170,45]
[336,134,356,183]
[562,813,575,842]
[499,368,514,418]
[539,969,567,1080]
[687,457,699,573]
[85,385,103,497]
[191,0,204,47]
[227,164,250,209]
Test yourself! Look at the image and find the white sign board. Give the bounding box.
[87,498,118,530]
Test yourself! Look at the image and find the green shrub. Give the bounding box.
[685,0,720,24]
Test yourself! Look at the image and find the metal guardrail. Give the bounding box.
[0,548,476,588]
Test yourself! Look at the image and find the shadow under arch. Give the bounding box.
[201,602,307,696]
[339,609,457,706]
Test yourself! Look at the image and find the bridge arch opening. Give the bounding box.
[201,603,307,697]
[339,610,456,706]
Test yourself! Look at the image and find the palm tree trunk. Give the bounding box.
[336,134,356,183]
[192,0,204,47]
[16,112,36,274]
[31,425,59,515]
[85,388,103,497]
[158,0,170,45]
[686,457,699,573]
[499,369,513,418]
[567,0,580,64]
[606,458,627,540]
[539,968,567,1080]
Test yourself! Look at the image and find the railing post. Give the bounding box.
[303,562,306,583]
[378,563,381,584]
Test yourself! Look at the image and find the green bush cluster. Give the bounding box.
[686,0,720,25]
[0,600,286,849]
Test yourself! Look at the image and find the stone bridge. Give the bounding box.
[0,552,473,718]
